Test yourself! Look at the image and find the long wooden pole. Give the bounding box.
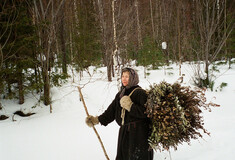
[77,87,110,160]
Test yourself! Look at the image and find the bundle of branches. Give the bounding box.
[145,81,219,151]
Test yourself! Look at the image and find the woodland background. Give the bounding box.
[0,0,234,106]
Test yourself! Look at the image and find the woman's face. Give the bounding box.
[121,71,129,87]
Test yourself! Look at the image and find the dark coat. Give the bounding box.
[98,85,153,160]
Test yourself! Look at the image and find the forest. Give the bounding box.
[0,0,234,106]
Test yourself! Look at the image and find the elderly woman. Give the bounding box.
[86,67,153,160]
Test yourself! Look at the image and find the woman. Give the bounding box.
[86,67,153,160]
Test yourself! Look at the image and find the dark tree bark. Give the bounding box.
[18,70,24,104]
[60,2,67,75]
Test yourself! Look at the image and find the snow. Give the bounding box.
[1,62,235,160]
[162,42,167,50]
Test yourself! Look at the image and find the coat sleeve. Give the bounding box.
[129,89,148,119]
[98,93,118,126]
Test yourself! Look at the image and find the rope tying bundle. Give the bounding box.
[121,87,141,125]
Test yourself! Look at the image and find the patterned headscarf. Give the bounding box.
[119,67,139,98]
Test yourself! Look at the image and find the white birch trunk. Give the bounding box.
[135,0,142,48]
[177,1,182,76]
[112,0,121,88]
[149,0,155,40]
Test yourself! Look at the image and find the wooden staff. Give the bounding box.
[77,87,110,160]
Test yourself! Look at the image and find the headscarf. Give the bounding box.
[119,67,139,98]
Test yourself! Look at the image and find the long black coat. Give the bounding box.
[98,85,153,160]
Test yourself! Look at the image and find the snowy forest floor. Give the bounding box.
[1,62,235,160]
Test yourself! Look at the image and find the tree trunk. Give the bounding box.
[34,65,39,93]
[155,0,160,41]
[205,59,210,87]
[18,70,24,104]
[107,53,112,82]
[60,2,67,75]
[224,0,229,68]
[149,0,155,41]
[135,0,142,48]
[0,44,3,69]
[177,1,182,76]
[111,0,120,85]
[159,0,163,41]
[43,65,50,105]
[5,63,12,96]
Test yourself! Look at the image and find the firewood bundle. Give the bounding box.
[145,81,218,151]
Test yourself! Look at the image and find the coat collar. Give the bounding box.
[124,85,140,96]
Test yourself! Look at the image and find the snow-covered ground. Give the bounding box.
[1,62,235,160]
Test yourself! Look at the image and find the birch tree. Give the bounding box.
[111,0,121,86]
[95,0,114,81]
[192,0,234,87]
[32,0,65,105]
